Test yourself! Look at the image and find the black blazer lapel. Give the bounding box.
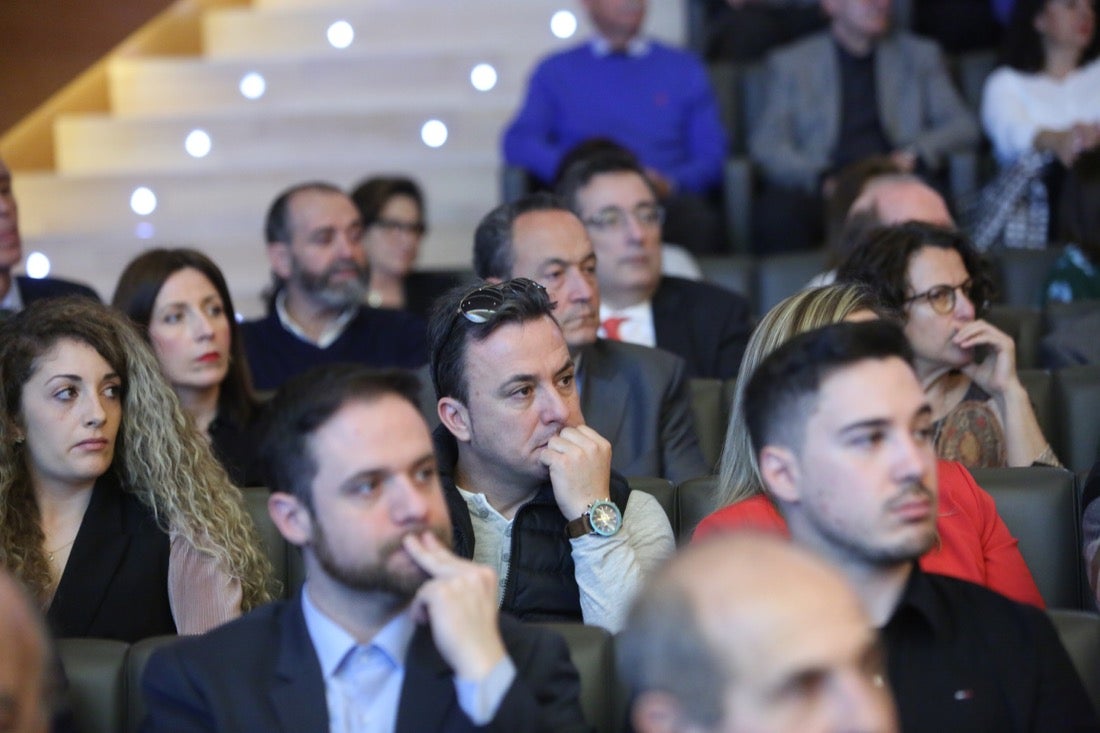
[578,341,629,443]
[396,624,459,733]
[270,593,329,732]
[47,480,131,636]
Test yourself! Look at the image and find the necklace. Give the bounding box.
[46,535,78,562]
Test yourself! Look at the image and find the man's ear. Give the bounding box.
[268,241,293,281]
[268,491,312,547]
[758,444,802,504]
[437,397,471,443]
[631,690,706,733]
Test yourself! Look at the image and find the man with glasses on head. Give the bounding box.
[241,181,428,391]
[472,192,708,483]
[556,146,753,379]
[837,221,1059,468]
[428,279,675,631]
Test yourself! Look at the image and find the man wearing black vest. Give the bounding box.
[427,279,674,632]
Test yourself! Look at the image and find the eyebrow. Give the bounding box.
[838,404,933,435]
[44,372,121,385]
[337,451,436,491]
[496,356,575,394]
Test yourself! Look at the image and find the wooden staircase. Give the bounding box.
[9,0,684,314]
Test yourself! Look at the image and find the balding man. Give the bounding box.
[0,567,52,733]
[620,533,898,733]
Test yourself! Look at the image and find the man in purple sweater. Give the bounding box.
[503,0,728,253]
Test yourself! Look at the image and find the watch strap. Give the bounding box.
[564,512,593,539]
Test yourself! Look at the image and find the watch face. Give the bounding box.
[589,501,622,536]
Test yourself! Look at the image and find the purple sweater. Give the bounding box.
[503,40,726,193]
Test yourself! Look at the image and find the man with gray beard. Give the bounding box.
[242,182,427,391]
[744,320,1098,732]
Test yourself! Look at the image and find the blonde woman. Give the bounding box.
[696,283,1045,607]
[0,298,273,641]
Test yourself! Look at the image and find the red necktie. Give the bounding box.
[601,316,629,341]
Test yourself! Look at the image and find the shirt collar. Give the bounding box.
[274,290,358,348]
[1,277,24,312]
[884,563,953,639]
[590,34,650,58]
[300,584,418,680]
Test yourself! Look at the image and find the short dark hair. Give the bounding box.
[258,365,421,509]
[472,192,572,280]
[263,181,344,244]
[554,141,657,212]
[1003,0,1100,73]
[743,320,914,457]
[112,247,256,425]
[836,221,993,321]
[350,176,426,231]
[427,279,556,405]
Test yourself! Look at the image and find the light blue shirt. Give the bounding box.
[300,586,516,732]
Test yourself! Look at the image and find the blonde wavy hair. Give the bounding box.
[716,284,883,507]
[0,298,274,608]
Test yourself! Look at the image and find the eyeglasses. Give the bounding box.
[458,278,546,324]
[374,218,426,236]
[582,203,665,232]
[904,279,974,315]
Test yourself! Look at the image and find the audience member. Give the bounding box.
[242,182,427,391]
[503,0,727,253]
[743,320,1097,730]
[473,194,708,482]
[695,284,1044,606]
[113,248,264,486]
[838,222,1059,467]
[0,566,53,733]
[814,167,956,286]
[141,366,590,732]
[428,279,674,630]
[350,176,466,319]
[749,0,977,252]
[556,148,753,378]
[0,298,272,641]
[1046,150,1100,303]
[620,533,898,733]
[0,156,98,311]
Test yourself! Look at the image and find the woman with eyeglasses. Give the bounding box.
[838,221,1059,468]
[350,176,466,319]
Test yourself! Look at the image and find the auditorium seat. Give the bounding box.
[697,254,756,305]
[1017,368,1054,441]
[985,305,1041,369]
[56,638,128,733]
[126,635,178,733]
[970,467,1088,610]
[241,486,288,599]
[988,246,1065,308]
[754,250,828,315]
[676,475,723,542]
[689,378,728,469]
[1052,365,1100,474]
[1049,609,1100,715]
[539,623,619,733]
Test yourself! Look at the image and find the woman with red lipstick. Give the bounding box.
[981,0,1100,237]
[0,298,272,641]
[113,248,263,486]
[838,222,1060,469]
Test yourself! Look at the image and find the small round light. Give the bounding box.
[420,119,448,148]
[135,221,156,239]
[327,20,354,49]
[550,10,577,39]
[130,187,157,216]
[239,72,266,100]
[470,63,498,92]
[184,129,212,158]
[25,252,50,279]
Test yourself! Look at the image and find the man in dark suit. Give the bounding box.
[141,367,590,733]
[0,156,99,310]
[557,149,753,379]
[473,193,709,482]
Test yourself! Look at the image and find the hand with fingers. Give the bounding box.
[538,424,613,520]
[403,532,508,681]
[954,320,1019,396]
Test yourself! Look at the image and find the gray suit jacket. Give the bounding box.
[749,30,978,191]
[578,339,709,483]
